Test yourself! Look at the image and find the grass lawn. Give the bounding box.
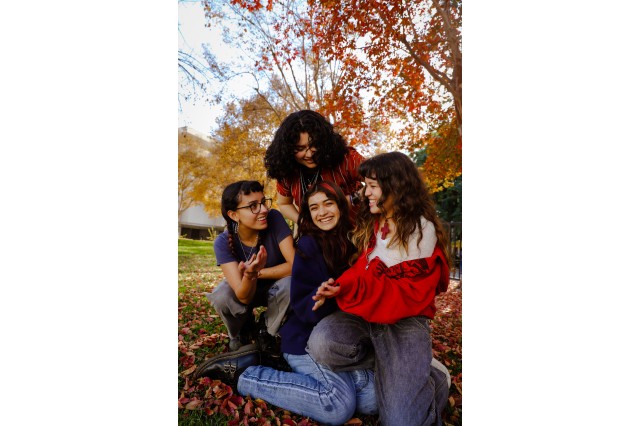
[178,238,462,425]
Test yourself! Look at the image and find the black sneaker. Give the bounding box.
[194,344,261,391]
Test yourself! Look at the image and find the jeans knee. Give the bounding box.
[306,336,330,365]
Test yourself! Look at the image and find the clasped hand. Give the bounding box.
[311,278,341,311]
[239,246,267,280]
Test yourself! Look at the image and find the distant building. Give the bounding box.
[179,203,226,240]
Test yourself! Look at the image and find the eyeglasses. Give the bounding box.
[235,198,272,214]
[294,144,317,154]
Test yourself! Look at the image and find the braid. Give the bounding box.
[227,226,239,261]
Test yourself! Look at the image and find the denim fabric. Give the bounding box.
[238,353,377,426]
[264,276,291,335]
[308,311,447,426]
[206,277,291,338]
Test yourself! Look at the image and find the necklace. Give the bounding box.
[380,216,393,240]
[238,233,259,263]
[300,168,321,199]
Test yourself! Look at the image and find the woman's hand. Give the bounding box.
[242,246,267,280]
[311,278,341,311]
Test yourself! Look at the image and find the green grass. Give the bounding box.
[179,238,216,257]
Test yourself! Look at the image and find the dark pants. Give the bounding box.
[307,311,447,426]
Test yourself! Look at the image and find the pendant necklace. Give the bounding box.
[238,233,259,263]
[300,168,321,198]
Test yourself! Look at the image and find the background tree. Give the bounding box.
[197,94,284,216]
[178,127,216,224]
[309,0,462,188]
[200,0,397,148]
[178,0,225,114]
[205,0,461,190]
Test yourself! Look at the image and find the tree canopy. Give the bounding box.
[184,0,462,193]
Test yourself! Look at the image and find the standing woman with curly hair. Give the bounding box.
[307,152,452,426]
[206,180,295,351]
[264,110,365,224]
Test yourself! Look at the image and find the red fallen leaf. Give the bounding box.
[214,384,230,398]
[178,400,184,409]
[345,418,363,425]
[229,395,244,406]
[282,419,296,426]
[182,327,191,334]
[244,399,254,415]
[178,397,189,404]
[205,407,215,416]
[198,377,212,386]
[185,399,202,410]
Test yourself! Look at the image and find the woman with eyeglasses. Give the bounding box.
[197,182,377,424]
[264,110,366,224]
[206,180,295,351]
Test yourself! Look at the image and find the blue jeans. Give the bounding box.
[238,353,377,426]
[307,311,447,426]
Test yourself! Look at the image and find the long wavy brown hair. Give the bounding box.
[296,181,357,277]
[351,152,452,267]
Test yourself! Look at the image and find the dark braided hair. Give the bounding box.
[264,110,350,181]
[296,181,356,276]
[221,180,266,262]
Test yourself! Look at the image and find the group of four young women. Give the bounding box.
[195,110,452,426]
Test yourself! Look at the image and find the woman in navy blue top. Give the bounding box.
[237,181,377,425]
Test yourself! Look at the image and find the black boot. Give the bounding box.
[194,344,260,391]
[256,312,292,372]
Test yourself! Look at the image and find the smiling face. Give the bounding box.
[293,132,318,169]
[364,177,394,216]
[228,191,269,232]
[308,191,340,231]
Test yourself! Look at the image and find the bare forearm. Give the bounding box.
[235,275,258,304]
[278,203,300,223]
[259,262,292,281]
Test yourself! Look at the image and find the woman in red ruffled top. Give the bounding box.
[307,151,452,426]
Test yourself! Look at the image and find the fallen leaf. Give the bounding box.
[185,399,202,410]
[182,365,196,376]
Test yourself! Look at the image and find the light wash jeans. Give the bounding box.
[206,277,291,338]
[238,353,377,426]
[307,311,447,426]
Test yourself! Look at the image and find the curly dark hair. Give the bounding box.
[351,152,452,267]
[220,180,266,261]
[264,110,350,180]
[296,181,357,277]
